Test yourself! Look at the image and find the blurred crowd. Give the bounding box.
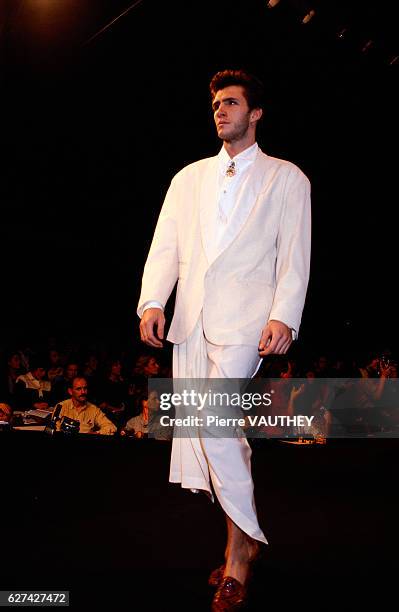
[252,350,398,438]
[0,339,397,438]
[0,340,171,438]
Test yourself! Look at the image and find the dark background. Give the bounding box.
[2,0,398,356]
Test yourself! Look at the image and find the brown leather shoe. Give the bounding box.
[211,544,265,608]
[208,564,225,587]
[211,576,247,611]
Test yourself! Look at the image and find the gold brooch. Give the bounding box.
[225,160,236,177]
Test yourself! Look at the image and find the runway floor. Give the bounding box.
[2,434,397,610]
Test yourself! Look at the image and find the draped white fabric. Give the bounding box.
[170,312,267,544]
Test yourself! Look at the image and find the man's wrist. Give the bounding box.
[143,301,164,312]
[268,319,297,341]
[138,301,164,318]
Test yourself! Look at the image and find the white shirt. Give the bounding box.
[15,372,51,398]
[209,142,258,262]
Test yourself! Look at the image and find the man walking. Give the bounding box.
[138,69,311,609]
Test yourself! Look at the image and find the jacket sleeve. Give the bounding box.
[137,177,179,317]
[268,165,311,336]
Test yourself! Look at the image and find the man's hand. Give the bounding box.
[290,383,305,400]
[139,308,165,348]
[258,319,292,357]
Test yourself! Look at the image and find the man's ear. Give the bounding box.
[250,108,263,123]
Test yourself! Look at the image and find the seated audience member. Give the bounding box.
[56,376,116,435]
[82,352,100,400]
[131,355,161,384]
[14,356,52,411]
[328,354,399,435]
[47,348,64,383]
[83,353,98,378]
[139,355,160,377]
[122,390,169,439]
[376,359,399,432]
[127,354,161,417]
[329,355,357,378]
[98,358,129,426]
[358,353,380,378]
[51,361,79,403]
[354,356,398,434]
[288,369,331,437]
[0,351,24,404]
[251,357,296,438]
[17,346,31,372]
[0,402,13,429]
[313,354,331,377]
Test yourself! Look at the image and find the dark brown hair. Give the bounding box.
[209,69,265,111]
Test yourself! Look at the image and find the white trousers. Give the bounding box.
[169,313,267,544]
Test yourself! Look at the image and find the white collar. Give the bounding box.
[218,142,258,174]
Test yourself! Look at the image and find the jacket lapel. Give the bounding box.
[199,150,270,266]
[199,156,219,265]
[216,149,268,259]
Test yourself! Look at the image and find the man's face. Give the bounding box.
[212,85,261,143]
[369,358,379,371]
[111,361,121,376]
[8,354,21,370]
[144,358,160,376]
[318,357,328,370]
[66,364,78,380]
[148,390,160,411]
[49,350,59,365]
[87,356,98,370]
[32,367,46,381]
[305,371,316,385]
[69,379,88,405]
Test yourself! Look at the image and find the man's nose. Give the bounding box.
[215,104,226,118]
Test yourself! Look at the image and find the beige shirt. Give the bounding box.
[56,399,117,435]
[125,413,148,436]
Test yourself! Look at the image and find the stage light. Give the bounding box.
[302,9,315,24]
[266,2,397,67]
[361,40,374,54]
[267,0,316,24]
[337,27,349,40]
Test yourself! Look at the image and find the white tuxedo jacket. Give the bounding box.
[138,148,311,347]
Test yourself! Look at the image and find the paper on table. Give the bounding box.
[25,409,52,419]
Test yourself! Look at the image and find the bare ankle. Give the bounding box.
[246,537,260,559]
